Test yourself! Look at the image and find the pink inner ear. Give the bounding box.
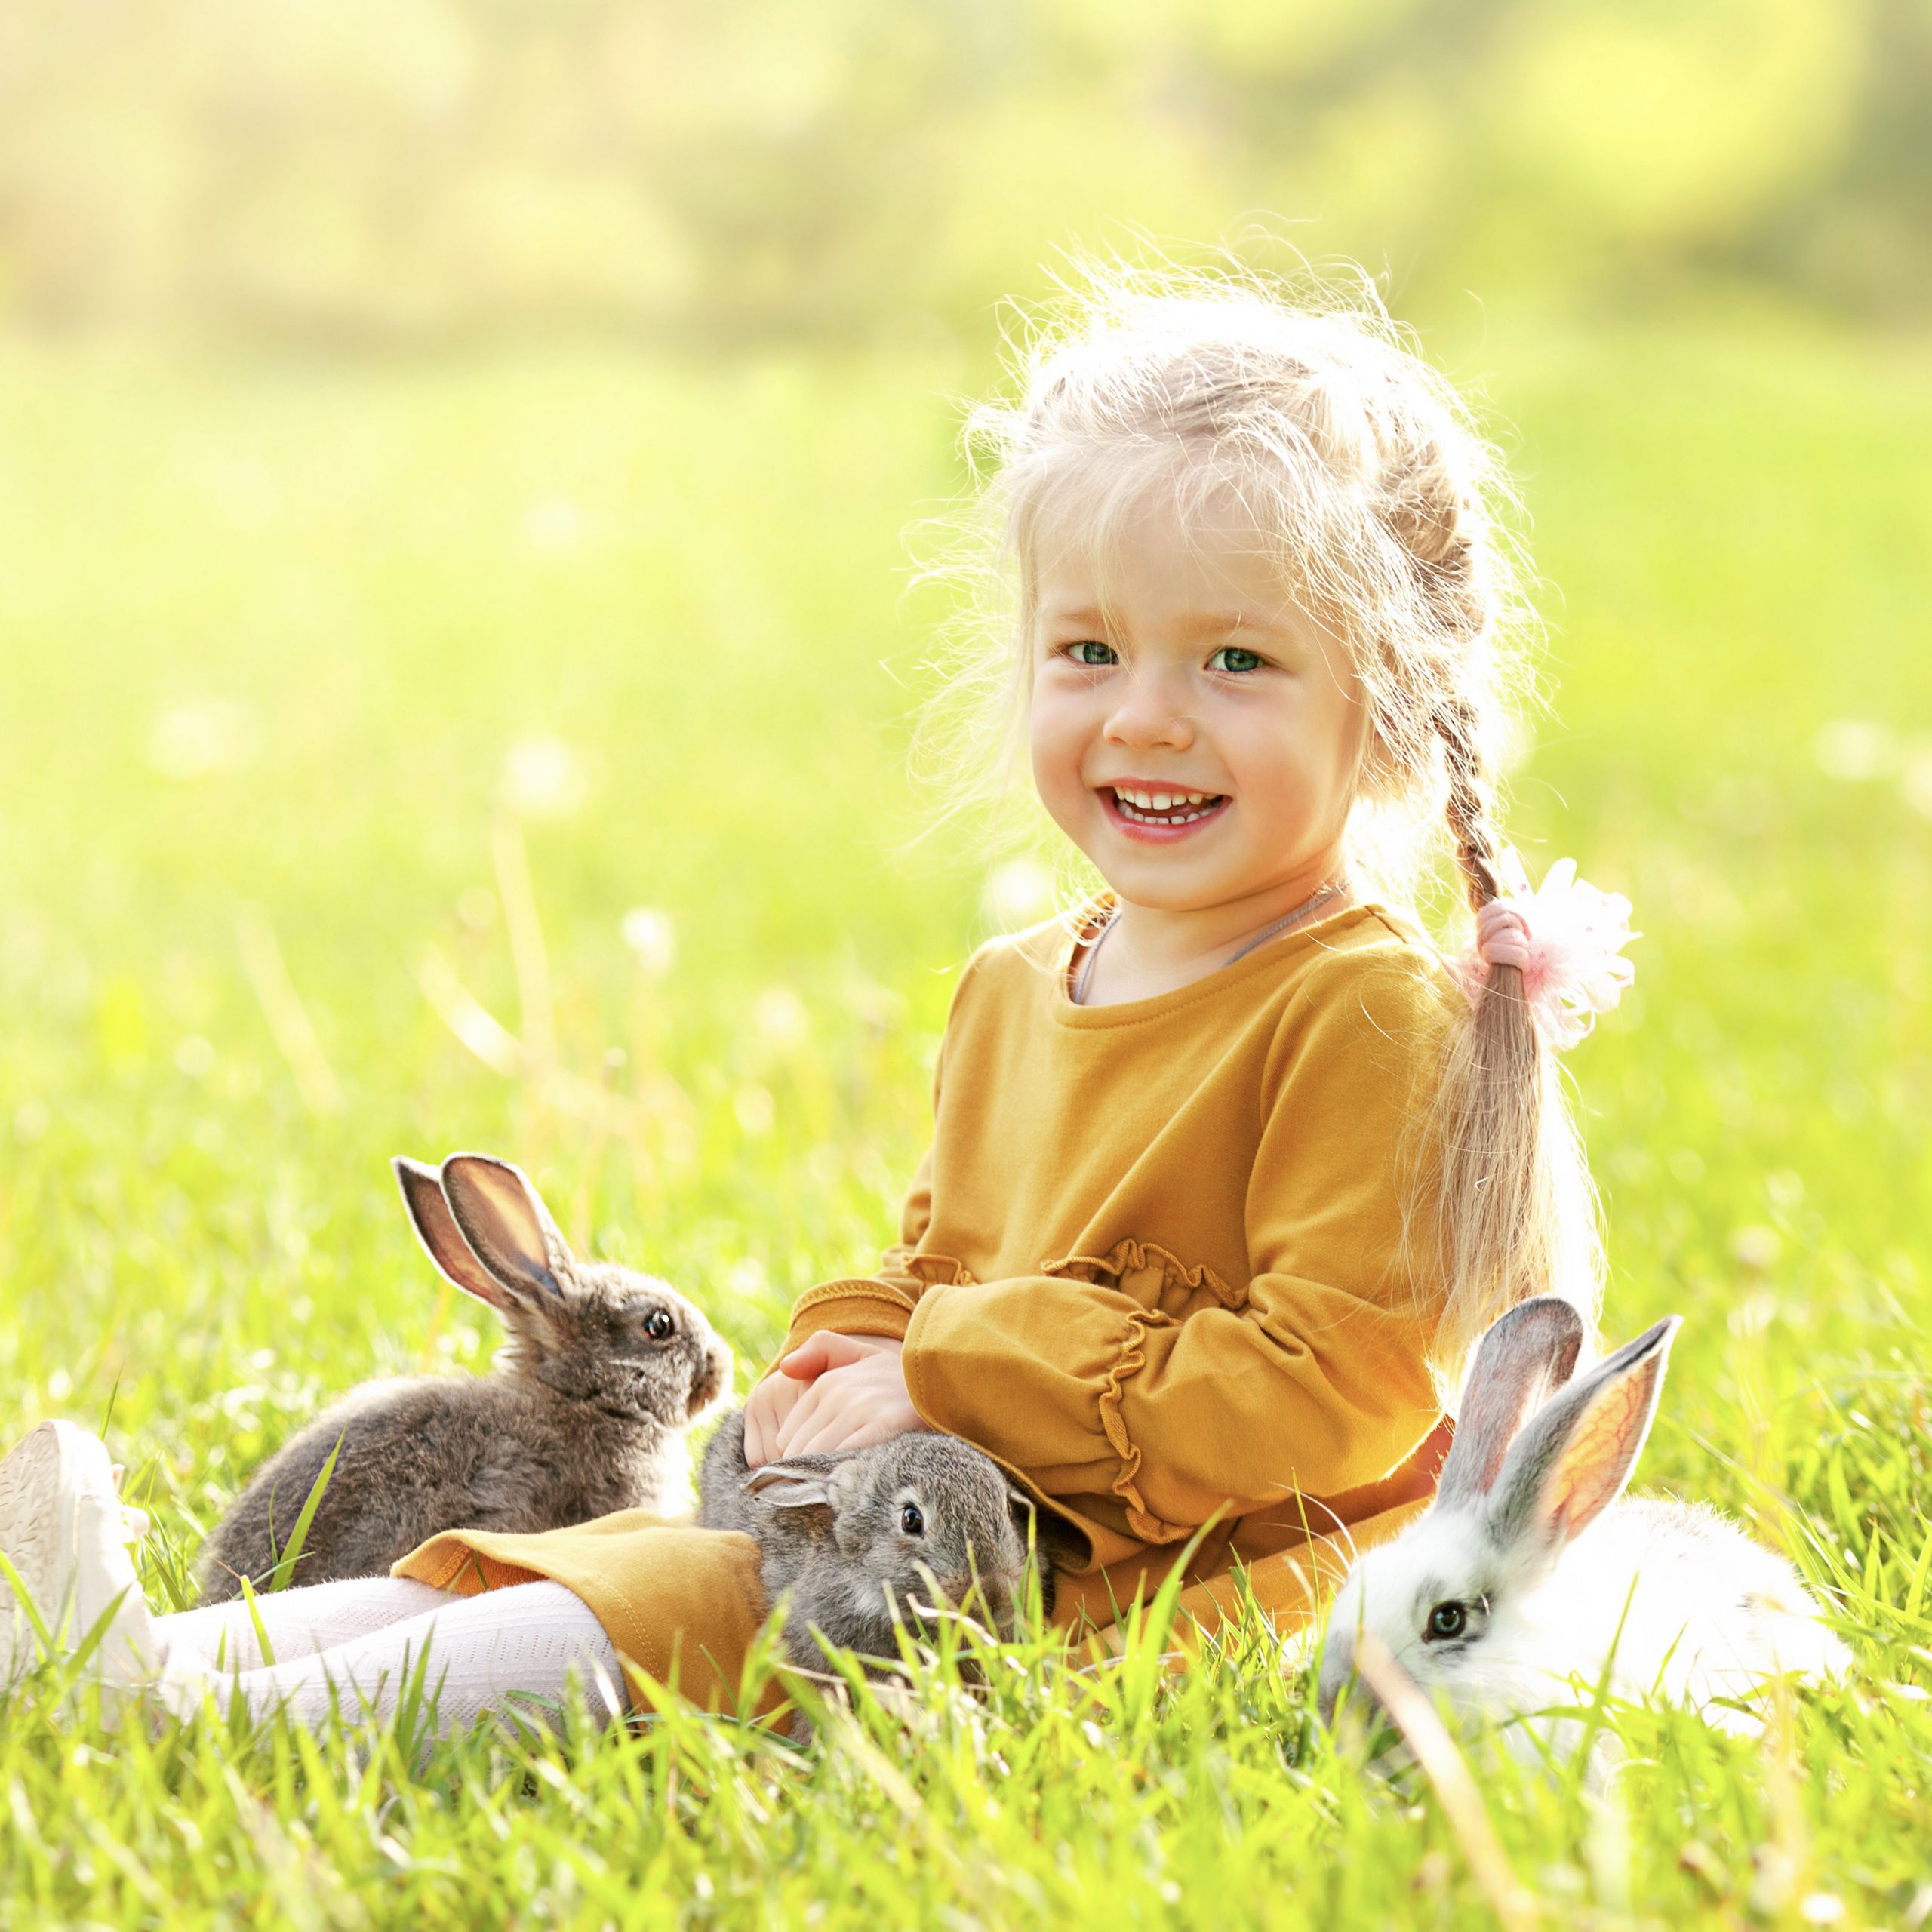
[440,1155,570,1300]
[397,1162,512,1309]
[1544,1358,1662,1537]
[755,1480,832,1510]
[1475,1374,1555,1494]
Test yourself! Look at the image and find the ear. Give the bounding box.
[437,1153,572,1305]
[1435,1295,1586,1510]
[742,1460,836,1518]
[393,1156,518,1312]
[1487,1315,1681,1556]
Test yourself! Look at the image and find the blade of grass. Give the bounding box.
[1904,1518,1932,1625]
[266,1435,342,1594]
[237,1574,276,1670]
[1353,1632,1538,1932]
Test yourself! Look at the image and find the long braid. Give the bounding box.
[1433,697,1504,909]
[1428,699,1600,1370]
[952,262,1601,1386]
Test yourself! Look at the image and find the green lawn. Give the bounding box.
[1,317,1929,1927]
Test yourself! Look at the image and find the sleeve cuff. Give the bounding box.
[777,1278,918,1358]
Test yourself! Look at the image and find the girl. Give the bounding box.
[0,267,1633,1734]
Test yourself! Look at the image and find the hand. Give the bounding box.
[741,1368,810,1468]
[769,1333,927,1460]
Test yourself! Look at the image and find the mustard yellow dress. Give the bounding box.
[395,903,1457,1712]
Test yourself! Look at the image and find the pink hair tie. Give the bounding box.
[1453,851,1637,1051]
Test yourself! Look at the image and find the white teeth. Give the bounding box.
[1111,789,1223,827]
[1114,786,1217,811]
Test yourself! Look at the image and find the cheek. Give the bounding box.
[1312,658,1370,785]
[1028,685,1093,798]
[1220,714,1321,814]
[1229,696,1362,818]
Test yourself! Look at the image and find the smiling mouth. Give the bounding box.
[1103,785,1228,829]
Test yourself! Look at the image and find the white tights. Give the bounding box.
[155,1577,624,1738]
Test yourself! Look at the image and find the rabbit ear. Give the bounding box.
[1486,1315,1681,1558]
[437,1153,574,1305]
[1435,1295,1586,1510]
[394,1156,519,1312]
[742,1461,836,1517]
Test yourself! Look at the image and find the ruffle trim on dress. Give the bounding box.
[1040,1238,1245,1312]
[1093,1304,1192,1545]
[899,1253,977,1289]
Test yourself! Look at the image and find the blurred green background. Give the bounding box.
[2,0,1927,340]
[3,5,1932,1921]
[0,0,1927,1517]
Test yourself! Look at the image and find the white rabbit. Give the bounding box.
[1318,1296,1847,1750]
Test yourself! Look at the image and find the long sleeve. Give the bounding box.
[899,955,1450,1545]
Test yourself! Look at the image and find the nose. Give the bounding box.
[1316,1646,1382,1727]
[689,1334,732,1414]
[969,1575,1014,1626]
[1103,663,1195,752]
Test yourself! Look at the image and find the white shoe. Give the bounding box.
[0,1420,158,1690]
[151,1645,220,1724]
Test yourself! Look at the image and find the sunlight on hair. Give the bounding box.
[912,249,1600,1385]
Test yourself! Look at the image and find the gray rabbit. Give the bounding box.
[197,1152,731,1601]
[695,1405,1067,1681]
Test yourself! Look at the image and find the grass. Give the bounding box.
[1,314,1929,1927]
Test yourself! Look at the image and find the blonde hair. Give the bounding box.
[931,260,1603,1380]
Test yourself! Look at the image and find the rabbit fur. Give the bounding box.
[696,1406,1063,1679]
[1318,1296,1847,1750]
[197,1152,731,1601]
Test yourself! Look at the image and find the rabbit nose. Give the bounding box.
[1317,1651,1382,1727]
[687,1341,728,1414]
[952,1578,1012,1629]
[695,1337,726,1398]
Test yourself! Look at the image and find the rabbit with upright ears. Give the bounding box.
[1318,1296,1847,1745]
[197,1152,731,1601]
[695,1406,1066,1685]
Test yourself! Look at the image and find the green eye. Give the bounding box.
[1068,640,1118,667]
[1424,1601,1468,1641]
[1208,645,1265,674]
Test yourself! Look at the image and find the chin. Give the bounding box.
[1089,845,1226,904]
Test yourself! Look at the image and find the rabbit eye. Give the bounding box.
[1424,1601,1468,1641]
[644,1309,675,1342]
[900,1502,925,1537]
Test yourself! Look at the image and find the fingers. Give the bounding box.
[780,1331,889,1380]
[771,1374,835,1459]
[770,1343,920,1458]
[789,1414,883,1457]
[784,1398,926,1460]
[784,1403,879,1459]
[743,1373,805,1466]
[778,1333,835,1380]
[743,1387,770,1467]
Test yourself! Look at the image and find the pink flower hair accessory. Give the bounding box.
[1453,850,1637,1050]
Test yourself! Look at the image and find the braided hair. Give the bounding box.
[951,261,1603,1382]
